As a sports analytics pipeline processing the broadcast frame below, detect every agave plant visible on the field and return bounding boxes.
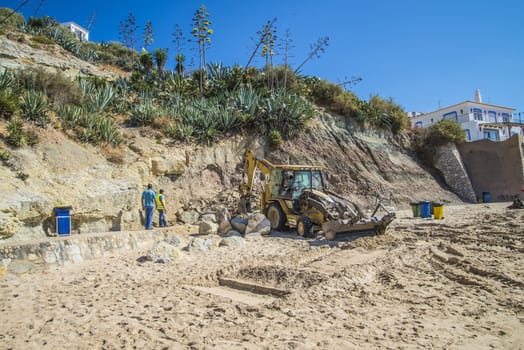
[257,89,315,137]
[212,105,240,131]
[79,46,98,62]
[56,104,84,129]
[79,79,96,96]
[0,68,15,90]
[173,123,194,142]
[113,77,130,98]
[87,85,115,113]
[6,117,38,147]
[230,85,260,117]
[130,99,158,126]
[96,117,122,146]
[20,90,49,127]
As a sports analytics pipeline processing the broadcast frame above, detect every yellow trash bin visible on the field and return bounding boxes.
[433,202,444,219]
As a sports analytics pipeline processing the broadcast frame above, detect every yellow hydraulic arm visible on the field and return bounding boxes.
[239,150,274,196]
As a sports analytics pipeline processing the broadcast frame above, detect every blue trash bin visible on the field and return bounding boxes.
[419,201,431,218]
[55,206,72,235]
[482,192,490,203]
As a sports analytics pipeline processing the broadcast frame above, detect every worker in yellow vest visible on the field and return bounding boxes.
[156,189,167,227]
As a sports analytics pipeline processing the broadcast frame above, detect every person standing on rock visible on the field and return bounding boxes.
[156,189,167,227]
[141,183,156,229]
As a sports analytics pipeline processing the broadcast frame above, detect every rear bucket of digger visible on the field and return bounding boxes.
[322,212,396,240]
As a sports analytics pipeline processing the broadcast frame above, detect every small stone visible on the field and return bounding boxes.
[185,237,218,252]
[165,237,181,247]
[219,236,245,247]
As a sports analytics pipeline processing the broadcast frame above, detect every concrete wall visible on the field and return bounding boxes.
[458,134,524,202]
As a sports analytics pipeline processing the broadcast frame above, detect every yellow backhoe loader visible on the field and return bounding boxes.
[239,150,395,240]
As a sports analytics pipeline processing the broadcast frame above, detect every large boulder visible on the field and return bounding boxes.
[146,240,181,263]
[217,220,232,235]
[200,213,217,223]
[245,213,271,236]
[199,220,218,235]
[230,217,248,234]
[177,209,200,225]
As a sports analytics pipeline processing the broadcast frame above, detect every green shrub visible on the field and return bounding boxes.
[415,119,465,164]
[333,91,360,118]
[6,117,38,147]
[267,130,283,148]
[31,34,54,45]
[20,90,49,127]
[425,119,465,146]
[304,77,343,107]
[0,8,26,30]
[0,149,10,163]
[16,67,82,106]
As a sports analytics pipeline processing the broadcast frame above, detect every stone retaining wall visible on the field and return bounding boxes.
[0,229,179,278]
[434,144,477,203]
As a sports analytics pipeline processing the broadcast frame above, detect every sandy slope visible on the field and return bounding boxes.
[1,203,523,349]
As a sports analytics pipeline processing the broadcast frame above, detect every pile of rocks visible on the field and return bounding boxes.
[144,210,271,263]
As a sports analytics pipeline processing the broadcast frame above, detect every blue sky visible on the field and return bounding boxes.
[3,0,523,115]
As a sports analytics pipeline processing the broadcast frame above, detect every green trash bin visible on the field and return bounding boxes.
[410,202,420,217]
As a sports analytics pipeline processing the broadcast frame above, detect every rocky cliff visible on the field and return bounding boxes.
[0,31,462,242]
[0,113,461,242]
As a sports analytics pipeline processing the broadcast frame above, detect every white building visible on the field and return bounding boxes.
[60,21,89,42]
[409,90,521,142]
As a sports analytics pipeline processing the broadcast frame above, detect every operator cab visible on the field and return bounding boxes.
[276,169,324,200]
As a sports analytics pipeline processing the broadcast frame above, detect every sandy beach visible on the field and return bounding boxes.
[1,202,523,349]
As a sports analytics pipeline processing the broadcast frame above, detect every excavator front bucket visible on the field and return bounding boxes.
[321,212,396,240]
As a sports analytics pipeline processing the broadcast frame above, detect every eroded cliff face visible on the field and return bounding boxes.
[0,113,461,242]
[265,113,460,205]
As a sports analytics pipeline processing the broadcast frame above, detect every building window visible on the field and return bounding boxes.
[443,111,458,121]
[464,129,471,141]
[415,121,422,128]
[488,111,497,122]
[501,113,510,122]
[473,108,483,121]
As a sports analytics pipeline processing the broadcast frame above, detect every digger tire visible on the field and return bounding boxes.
[297,217,313,238]
[325,230,337,241]
[266,203,286,231]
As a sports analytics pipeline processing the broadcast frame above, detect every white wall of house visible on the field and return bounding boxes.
[410,101,516,142]
[61,22,89,42]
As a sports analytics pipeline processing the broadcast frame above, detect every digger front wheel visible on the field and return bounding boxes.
[297,217,313,238]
